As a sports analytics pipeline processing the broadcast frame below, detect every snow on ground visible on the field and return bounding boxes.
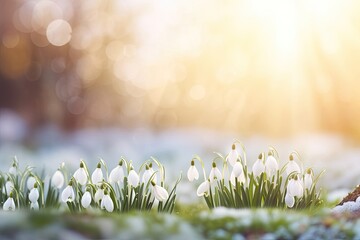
[0,111,360,204]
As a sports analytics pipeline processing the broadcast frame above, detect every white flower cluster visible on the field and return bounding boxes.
[188,143,319,209]
[59,160,169,212]
[1,158,172,212]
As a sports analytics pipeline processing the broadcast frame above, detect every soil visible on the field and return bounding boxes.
[338,185,360,206]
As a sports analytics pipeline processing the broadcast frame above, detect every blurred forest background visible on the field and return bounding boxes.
[1,0,360,141]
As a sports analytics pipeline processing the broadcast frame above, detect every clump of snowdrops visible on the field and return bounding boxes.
[0,157,180,213]
[187,142,324,209]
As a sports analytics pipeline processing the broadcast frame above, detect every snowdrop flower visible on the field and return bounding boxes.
[151,181,169,202]
[9,163,16,175]
[252,153,265,177]
[197,180,210,197]
[30,201,39,210]
[101,191,114,212]
[142,164,157,184]
[109,161,124,183]
[304,168,313,190]
[286,154,301,176]
[187,160,199,182]
[73,162,88,185]
[285,193,295,208]
[61,182,75,202]
[5,180,14,196]
[287,175,303,198]
[95,185,105,203]
[209,162,222,182]
[230,161,245,185]
[27,175,36,190]
[29,184,39,203]
[3,193,15,211]
[230,171,246,186]
[51,170,65,189]
[265,152,279,176]
[91,162,103,185]
[232,161,243,177]
[81,191,92,208]
[226,144,239,167]
[128,168,140,187]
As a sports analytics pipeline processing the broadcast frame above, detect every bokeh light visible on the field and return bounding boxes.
[1,0,360,140]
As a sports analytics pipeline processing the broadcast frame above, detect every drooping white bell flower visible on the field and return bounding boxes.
[128,168,140,187]
[197,180,210,197]
[304,168,313,190]
[109,161,124,183]
[3,194,15,211]
[232,161,243,177]
[142,164,157,184]
[151,181,169,202]
[29,184,40,203]
[285,193,295,208]
[81,191,92,208]
[5,180,14,196]
[30,201,39,210]
[51,170,65,189]
[73,162,88,185]
[226,144,239,167]
[101,192,114,212]
[286,155,301,176]
[91,162,103,185]
[252,153,265,177]
[27,176,36,190]
[209,162,222,182]
[95,186,105,203]
[9,163,16,175]
[187,160,199,182]
[61,183,75,202]
[265,152,279,176]
[230,171,246,186]
[287,176,303,197]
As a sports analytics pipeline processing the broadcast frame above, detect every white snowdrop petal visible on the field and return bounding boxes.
[142,170,152,184]
[91,168,103,185]
[187,166,199,182]
[109,166,124,183]
[9,167,16,175]
[29,188,40,203]
[304,174,313,190]
[197,181,210,196]
[81,191,92,208]
[102,195,114,212]
[233,162,243,177]
[95,188,104,203]
[252,160,265,177]
[286,161,301,175]
[61,186,75,202]
[30,201,39,210]
[128,170,140,186]
[74,168,88,185]
[209,167,222,182]
[27,177,36,190]
[153,185,169,202]
[3,197,15,211]
[285,194,295,208]
[5,181,14,196]
[265,155,279,176]
[226,150,238,167]
[51,170,65,189]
